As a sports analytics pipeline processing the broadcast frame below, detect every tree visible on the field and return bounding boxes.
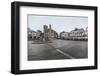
[74,28,78,31]
[37,30,42,32]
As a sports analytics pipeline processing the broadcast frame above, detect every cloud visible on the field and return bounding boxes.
[28,15,88,33]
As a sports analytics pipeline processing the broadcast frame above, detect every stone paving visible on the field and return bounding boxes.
[28,39,88,61]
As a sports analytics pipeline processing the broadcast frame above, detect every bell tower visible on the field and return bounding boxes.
[49,24,52,38]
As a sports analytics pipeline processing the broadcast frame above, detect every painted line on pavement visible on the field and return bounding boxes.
[46,43,75,59]
[56,49,75,59]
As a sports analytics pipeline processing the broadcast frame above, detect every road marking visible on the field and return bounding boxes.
[46,43,75,59]
[56,49,75,59]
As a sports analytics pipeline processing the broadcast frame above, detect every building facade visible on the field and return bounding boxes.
[43,24,58,40]
[60,31,69,39]
[69,28,88,40]
[28,27,42,40]
[28,25,88,41]
[60,27,88,41]
[28,29,37,40]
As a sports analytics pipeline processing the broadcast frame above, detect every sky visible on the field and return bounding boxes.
[28,14,88,33]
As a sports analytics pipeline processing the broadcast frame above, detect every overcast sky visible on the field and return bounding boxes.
[28,15,88,33]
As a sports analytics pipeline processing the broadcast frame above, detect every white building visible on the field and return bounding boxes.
[60,31,69,39]
[69,28,88,40]
[84,27,88,40]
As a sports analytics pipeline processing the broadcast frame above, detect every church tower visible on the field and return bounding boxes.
[49,24,52,38]
[43,25,48,40]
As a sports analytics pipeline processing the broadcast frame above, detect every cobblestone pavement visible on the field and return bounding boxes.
[28,39,88,61]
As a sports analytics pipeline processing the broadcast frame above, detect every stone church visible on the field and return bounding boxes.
[43,24,58,40]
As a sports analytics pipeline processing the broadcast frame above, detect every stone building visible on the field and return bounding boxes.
[31,31,37,39]
[36,30,42,39]
[69,28,88,40]
[28,24,58,41]
[60,31,69,39]
[43,24,58,40]
[84,27,88,40]
[28,28,42,40]
[60,27,88,40]
[85,27,88,36]
[28,28,37,40]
